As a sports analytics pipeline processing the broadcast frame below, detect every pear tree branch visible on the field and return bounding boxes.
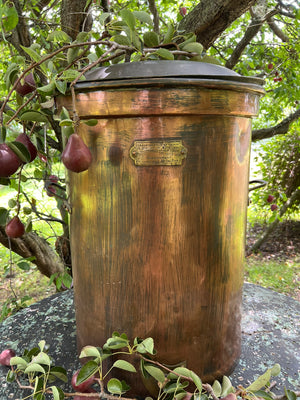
[252,108,300,142]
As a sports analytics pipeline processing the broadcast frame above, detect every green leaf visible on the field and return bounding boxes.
[7,141,31,163]
[6,369,16,383]
[0,207,9,226]
[20,46,41,64]
[120,10,136,31]
[32,352,51,366]
[105,337,129,350]
[178,34,197,49]
[246,369,272,391]
[4,63,19,88]
[50,386,64,400]
[111,34,131,46]
[155,48,174,60]
[221,376,234,396]
[212,380,222,397]
[191,371,202,393]
[200,55,222,65]
[10,356,28,369]
[37,81,56,96]
[136,337,154,354]
[98,12,111,25]
[168,367,192,380]
[132,11,153,25]
[107,378,123,394]
[113,360,137,373]
[144,364,165,383]
[252,390,276,400]
[47,30,71,43]
[55,80,67,95]
[163,381,189,394]
[182,42,203,55]
[2,5,19,31]
[284,389,297,400]
[38,341,46,352]
[17,261,31,271]
[143,31,159,48]
[67,47,80,64]
[79,346,101,359]
[270,363,281,376]
[83,119,98,127]
[24,363,46,374]
[59,119,73,127]
[20,110,48,123]
[76,360,98,385]
[162,23,175,44]
[49,366,68,383]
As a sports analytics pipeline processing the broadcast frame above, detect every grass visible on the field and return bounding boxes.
[244,258,300,300]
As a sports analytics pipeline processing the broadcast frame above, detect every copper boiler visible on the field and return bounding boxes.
[56,61,264,395]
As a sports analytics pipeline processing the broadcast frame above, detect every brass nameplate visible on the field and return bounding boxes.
[130,140,187,166]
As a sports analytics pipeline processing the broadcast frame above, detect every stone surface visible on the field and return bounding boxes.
[0,283,299,399]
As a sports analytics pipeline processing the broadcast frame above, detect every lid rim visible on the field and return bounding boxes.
[80,60,264,87]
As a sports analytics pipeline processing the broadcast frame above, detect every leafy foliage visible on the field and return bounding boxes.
[5,333,297,400]
[249,129,300,222]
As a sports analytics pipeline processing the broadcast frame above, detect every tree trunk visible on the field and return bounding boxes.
[0,227,65,278]
[178,0,256,49]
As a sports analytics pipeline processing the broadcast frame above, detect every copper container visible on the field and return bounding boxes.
[56,61,264,395]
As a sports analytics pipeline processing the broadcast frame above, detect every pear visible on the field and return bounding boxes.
[16,133,37,162]
[71,369,95,392]
[0,349,16,366]
[15,73,36,97]
[0,143,22,177]
[61,134,92,173]
[5,216,25,238]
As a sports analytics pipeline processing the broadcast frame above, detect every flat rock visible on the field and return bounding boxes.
[0,283,299,399]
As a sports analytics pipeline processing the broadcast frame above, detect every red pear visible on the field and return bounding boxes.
[15,73,36,97]
[0,349,16,366]
[0,143,22,177]
[71,369,95,392]
[61,134,92,173]
[16,133,37,162]
[5,216,25,238]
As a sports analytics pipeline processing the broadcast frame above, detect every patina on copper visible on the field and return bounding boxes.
[56,61,264,396]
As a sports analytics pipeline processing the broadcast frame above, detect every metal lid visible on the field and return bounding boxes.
[82,60,264,86]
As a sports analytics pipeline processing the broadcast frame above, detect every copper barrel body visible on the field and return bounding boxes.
[56,71,263,394]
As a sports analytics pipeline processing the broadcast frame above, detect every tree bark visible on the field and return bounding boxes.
[252,108,300,141]
[178,0,256,49]
[60,0,93,40]
[0,227,65,278]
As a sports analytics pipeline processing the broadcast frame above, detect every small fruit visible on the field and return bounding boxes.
[15,133,37,162]
[270,204,278,211]
[46,185,56,197]
[5,216,25,238]
[49,174,59,183]
[71,369,95,392]
[61,134,92,173]
[15,73,36,97]
[267,63,274,70]
[179,7,187,16]
[0,143,22,177]
[0,349,16,366]
[267,195,275,203]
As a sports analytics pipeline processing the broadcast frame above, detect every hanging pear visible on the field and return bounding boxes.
[61,134,92,173]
